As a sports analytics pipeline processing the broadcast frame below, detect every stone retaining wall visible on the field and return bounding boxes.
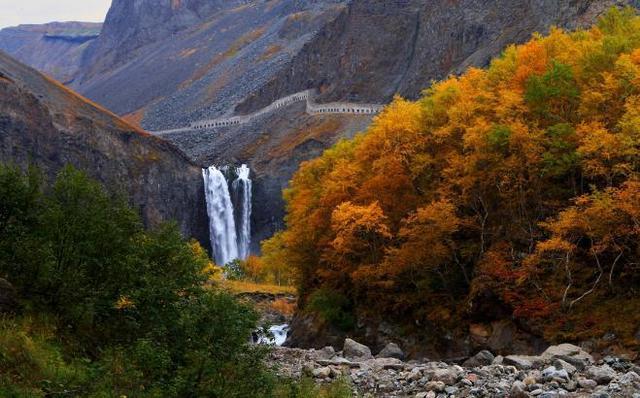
[152,89,384,134]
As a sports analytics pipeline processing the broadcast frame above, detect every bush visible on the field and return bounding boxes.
[0,164,281,397]
[274,377,354,398]
[306,289,355,332]
[0,315,92,397]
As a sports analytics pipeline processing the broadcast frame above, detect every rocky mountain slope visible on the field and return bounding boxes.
[68,0,640,128]
[2,0,639,253]
[73,0,347,127]
[0,22,101,84]
[83,0,640,252]
[241,0,640,108]
[0,50,209,249]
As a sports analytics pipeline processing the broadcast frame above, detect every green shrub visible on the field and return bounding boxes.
[306,289,355,332]
[0,315,92,397]
[274,377,355,398]
[0,164,280,397]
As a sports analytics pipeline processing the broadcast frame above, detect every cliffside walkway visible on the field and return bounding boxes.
[151,90,385,135]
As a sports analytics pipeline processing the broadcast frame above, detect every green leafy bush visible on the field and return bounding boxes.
[0,164,282,397]
[306,289,355,332]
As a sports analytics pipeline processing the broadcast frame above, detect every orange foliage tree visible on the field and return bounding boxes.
[263,8,640,340]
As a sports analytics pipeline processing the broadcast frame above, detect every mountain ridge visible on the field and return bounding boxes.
[2,0,639,254]
[0,22,101,83]
[0,50,210,250]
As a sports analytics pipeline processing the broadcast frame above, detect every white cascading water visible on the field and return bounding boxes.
[202,166,239,265]
[256,324,289,346]
[232,164,252,260]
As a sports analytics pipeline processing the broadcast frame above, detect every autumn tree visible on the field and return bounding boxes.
[264,7,640,340]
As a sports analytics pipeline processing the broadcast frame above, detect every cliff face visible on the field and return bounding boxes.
[72,0,347,125]
[0,51,209,250]
[3,0,638,256]
[0,22,101,84]
[238,0,640,110]
[78,0,250,83]
[68,0,639,253]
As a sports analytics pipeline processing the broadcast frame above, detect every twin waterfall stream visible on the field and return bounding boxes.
[202,165,252,266]
[202,165,288,346]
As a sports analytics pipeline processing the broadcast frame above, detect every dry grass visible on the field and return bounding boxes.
[258,45,283,62]
[287,11,311,22]
[178,48,198,58]
[41,74,149,135]
[200,69,233,104]
[269,117,345,158]
[187,53,225,86]
[544,295,640,352]
[270,298,296,316]
[223,27,266,58]
[223,280,296,295]
[241,133,271,159]
[122,108,146,128]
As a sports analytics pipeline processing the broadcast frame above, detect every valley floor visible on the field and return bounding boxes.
[268,343,640,397]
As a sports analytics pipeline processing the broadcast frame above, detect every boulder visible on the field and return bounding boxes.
[407,367,422,381]
[428,368,459,385]
[425,381,446,392]
[343,338,373,361]
[377,342,405,360]
[586,365,616,384]
[541,343,593,370]
[503,355,543,370]
[541,366,570,381]
[312,366,331,378]
[0,278,18,313]
[510,380,528,398]
[444,386,458,395]
[469,323,492,345]
[463,350,495,368]
[369,357,404,370]
[316,357,359,368]
[314,346,336,360]
[618,371,640,387]
[542,343,582,358]
[552,358,576,375]
[577,378,597,390]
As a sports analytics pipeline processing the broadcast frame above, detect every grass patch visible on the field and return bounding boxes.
[274,377,355,398]
[259,45,283,62]
[269,118,345,159]
[223,27,267,59]
[224,280,296,295]
[0,315,92,397]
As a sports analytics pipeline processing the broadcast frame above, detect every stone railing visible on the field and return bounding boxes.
[306,100,384,115]
[152,89,384,135]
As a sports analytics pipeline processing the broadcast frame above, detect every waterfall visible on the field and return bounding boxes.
[232,164,252,260]
[202,164,253,266]
[202,166,239,266]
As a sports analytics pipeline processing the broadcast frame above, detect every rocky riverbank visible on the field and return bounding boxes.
[268,340,640,397]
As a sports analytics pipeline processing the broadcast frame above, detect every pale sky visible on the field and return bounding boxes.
[0,0,111,29]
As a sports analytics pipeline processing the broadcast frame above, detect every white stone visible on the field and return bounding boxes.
[312,366,331,378]
[511,380,528,398]
[425,381,445,392]
[429,368,459,385]
[343,338,373,361]
[377,342,405,360]
[586,365,616,384]
[504,355,542,370]
[552,358,576,375]
[577,378,597,389]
